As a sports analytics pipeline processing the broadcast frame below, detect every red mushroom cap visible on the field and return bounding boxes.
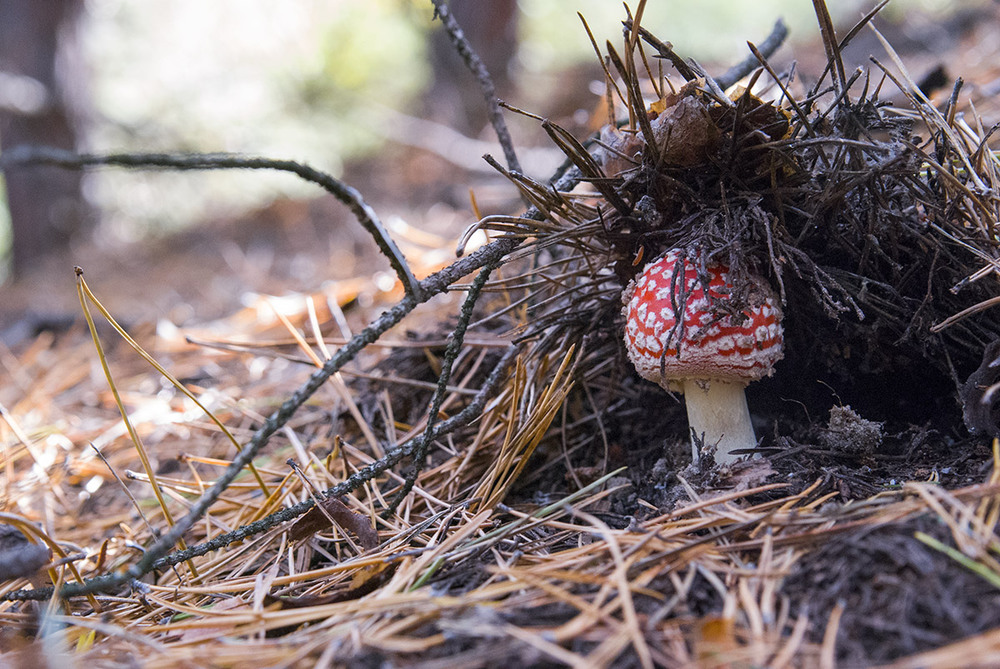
[623,250,783,386]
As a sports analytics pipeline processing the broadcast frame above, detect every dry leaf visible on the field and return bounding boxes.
[719,458,776,491]
[289,496,378,550]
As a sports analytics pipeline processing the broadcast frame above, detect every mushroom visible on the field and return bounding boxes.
[623,249,783,465]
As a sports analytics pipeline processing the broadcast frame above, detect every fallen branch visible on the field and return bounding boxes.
[431,0,522,175]
[0,147,424,300]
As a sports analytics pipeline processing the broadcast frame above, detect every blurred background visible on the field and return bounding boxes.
[0,0,994,326]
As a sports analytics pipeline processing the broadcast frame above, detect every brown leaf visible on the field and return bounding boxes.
[289,496,378,550]
[719,458,776,491]
[651,95,720,166]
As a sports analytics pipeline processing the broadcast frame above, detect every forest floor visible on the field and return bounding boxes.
[4,3,1000,667]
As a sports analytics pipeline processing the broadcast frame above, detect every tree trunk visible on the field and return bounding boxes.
[0,0,92,278]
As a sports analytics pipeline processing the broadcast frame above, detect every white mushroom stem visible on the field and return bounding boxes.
[681,378,756,465]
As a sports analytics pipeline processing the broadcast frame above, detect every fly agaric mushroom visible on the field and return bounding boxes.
[623,250,783,465]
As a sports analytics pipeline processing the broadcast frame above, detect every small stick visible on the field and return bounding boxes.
[0,147,423,301]
[717,19,788,91]
[430,0,522,176]
[383,260,499,518]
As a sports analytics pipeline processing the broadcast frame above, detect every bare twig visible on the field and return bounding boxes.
[383,260,499,518]
[0,146,423,300]
[124,257,500,584]
[430,0,522,176]
[716,19,788,90]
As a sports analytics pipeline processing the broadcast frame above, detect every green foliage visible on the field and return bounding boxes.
[289,0,431,158]
[319,1,429,96]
